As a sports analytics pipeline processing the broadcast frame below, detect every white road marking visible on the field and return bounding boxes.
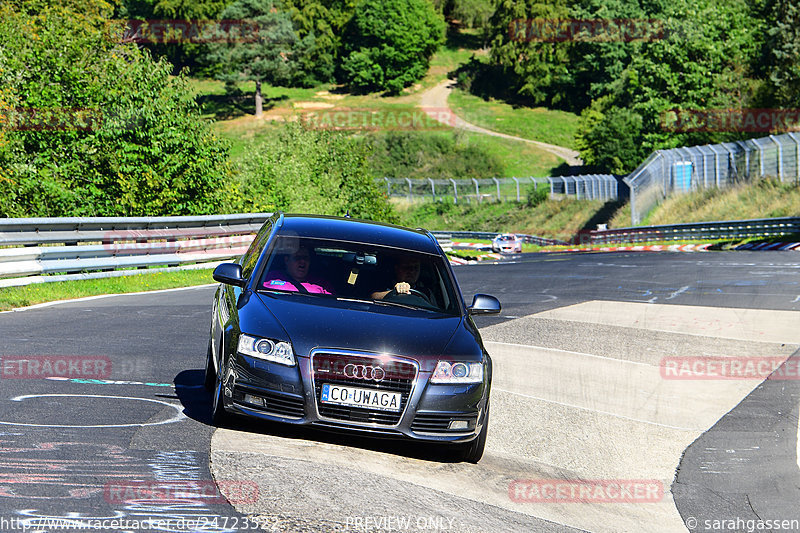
[666,285,691,300]
[494,387,698,431]
[0,394,185,428]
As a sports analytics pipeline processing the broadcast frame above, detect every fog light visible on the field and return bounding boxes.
[448,420,469,430]
[243,394,264,407]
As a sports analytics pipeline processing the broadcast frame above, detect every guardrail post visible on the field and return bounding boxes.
[492,177,500,202]
[789,133,800,184]
[405,178,412,202]
[450,178,458,204]
[770,135,783,182]
[384,177,391,197]
[512,177,520,202]
[706,146,718,188]
[428,178,436,200]
[472,178,480,203]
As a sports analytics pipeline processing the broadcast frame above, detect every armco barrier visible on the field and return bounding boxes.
[0,214,273,287]
[0,215,461,287]
[590,217,800,244]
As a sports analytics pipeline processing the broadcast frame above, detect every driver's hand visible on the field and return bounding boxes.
[394,282,410,294]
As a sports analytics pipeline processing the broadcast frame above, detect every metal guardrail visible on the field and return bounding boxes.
[0,215,464,287]
[431,231,567,246]
[0,214,273,287]
[2,214,794,288]
[590,217,800,244]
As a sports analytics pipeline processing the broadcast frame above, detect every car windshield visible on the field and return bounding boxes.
[498,235,515,241]
[257,234,460,315]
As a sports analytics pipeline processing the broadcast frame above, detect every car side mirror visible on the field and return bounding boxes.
[468,294,501,315]
[213,263,246,287]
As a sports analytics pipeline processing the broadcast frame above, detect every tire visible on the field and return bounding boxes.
[460,402,489,463]
[210,352,228,426]
[204,340,215,392]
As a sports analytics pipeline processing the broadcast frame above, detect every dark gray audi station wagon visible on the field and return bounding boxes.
[206,213,500,462]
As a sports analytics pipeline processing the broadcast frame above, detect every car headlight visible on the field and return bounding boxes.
[237,334,295,366]
[430,361,484,384]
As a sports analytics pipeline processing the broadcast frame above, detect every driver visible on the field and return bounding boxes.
[371,256,432,302]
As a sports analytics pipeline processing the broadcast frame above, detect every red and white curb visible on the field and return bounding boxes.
[546,243,713,253]
[449,253,503,266]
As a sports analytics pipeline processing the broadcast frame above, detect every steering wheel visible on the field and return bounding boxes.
[385,287,432,305]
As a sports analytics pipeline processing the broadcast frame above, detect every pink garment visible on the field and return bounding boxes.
[263,271,334,295]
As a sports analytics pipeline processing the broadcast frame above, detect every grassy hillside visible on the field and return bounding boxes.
[395,197,621,240]
[448,88,579,149]
[609,178,800,228]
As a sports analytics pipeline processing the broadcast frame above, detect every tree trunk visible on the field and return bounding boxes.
[255,80,263,118]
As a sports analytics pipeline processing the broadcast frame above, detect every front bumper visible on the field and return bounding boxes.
[223,349,490,443]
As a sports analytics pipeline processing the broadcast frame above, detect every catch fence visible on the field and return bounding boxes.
[625,132,800,225]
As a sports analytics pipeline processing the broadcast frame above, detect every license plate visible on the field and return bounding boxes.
[320,383,401,412]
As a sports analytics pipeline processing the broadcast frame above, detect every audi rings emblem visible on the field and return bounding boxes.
[343,364,386,382]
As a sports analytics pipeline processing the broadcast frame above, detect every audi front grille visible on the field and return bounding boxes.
[311,351,417,427]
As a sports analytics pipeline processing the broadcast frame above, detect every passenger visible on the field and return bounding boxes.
[263,245,334,295]
[370,256,433,302]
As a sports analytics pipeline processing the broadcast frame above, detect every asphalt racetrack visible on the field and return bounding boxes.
[1,251,799,532]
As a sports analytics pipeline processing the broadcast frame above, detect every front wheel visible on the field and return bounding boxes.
[459,402,489,463]
[204,340,215,392]
[211,360,228,426]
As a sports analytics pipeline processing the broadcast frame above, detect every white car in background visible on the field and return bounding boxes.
[491,233,523,253]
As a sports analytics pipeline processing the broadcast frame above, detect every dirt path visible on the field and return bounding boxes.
[419,79,583,166]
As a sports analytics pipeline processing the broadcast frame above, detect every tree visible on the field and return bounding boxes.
[763,0,800,106]
[0,2,232,217]
[573,0,767,173]
[485,0,572,107]
[233,122,397,222]
[281,0,358,84]
[340,0,445,94]
[207,0,308,116]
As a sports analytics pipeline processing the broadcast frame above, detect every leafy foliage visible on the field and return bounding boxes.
[762,0,800,106]
[232,122,397,222]
[0,1,232,217]
[340,0,446,94]
[364,131,504,180]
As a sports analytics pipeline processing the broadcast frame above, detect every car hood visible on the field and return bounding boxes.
[251,292,463,361]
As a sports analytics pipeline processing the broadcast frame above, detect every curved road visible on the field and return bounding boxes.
[419,80,583,167]
[1,251,799,532]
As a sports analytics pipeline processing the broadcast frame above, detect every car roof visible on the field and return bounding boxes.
[277,214,440,254]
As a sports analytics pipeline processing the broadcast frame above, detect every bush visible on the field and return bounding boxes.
[364,131,504,180]
[232,122,397,222]
[0,3,232,217]
[340,0,445,94]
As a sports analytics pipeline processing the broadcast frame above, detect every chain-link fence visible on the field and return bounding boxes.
[381,175,619,203]
[625,132,800,225]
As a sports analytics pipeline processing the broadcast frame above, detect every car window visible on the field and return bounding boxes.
[241,219,274,279]
[257,234,459,315]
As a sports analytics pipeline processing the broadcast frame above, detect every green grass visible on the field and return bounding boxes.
[609,178,800,228]
[458,131,562,177]
[396,197,623,241]
[0,268,216,312]
[448,88,580,149]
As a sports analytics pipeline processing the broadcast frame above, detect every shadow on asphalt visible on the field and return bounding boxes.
[173,368,467,464]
